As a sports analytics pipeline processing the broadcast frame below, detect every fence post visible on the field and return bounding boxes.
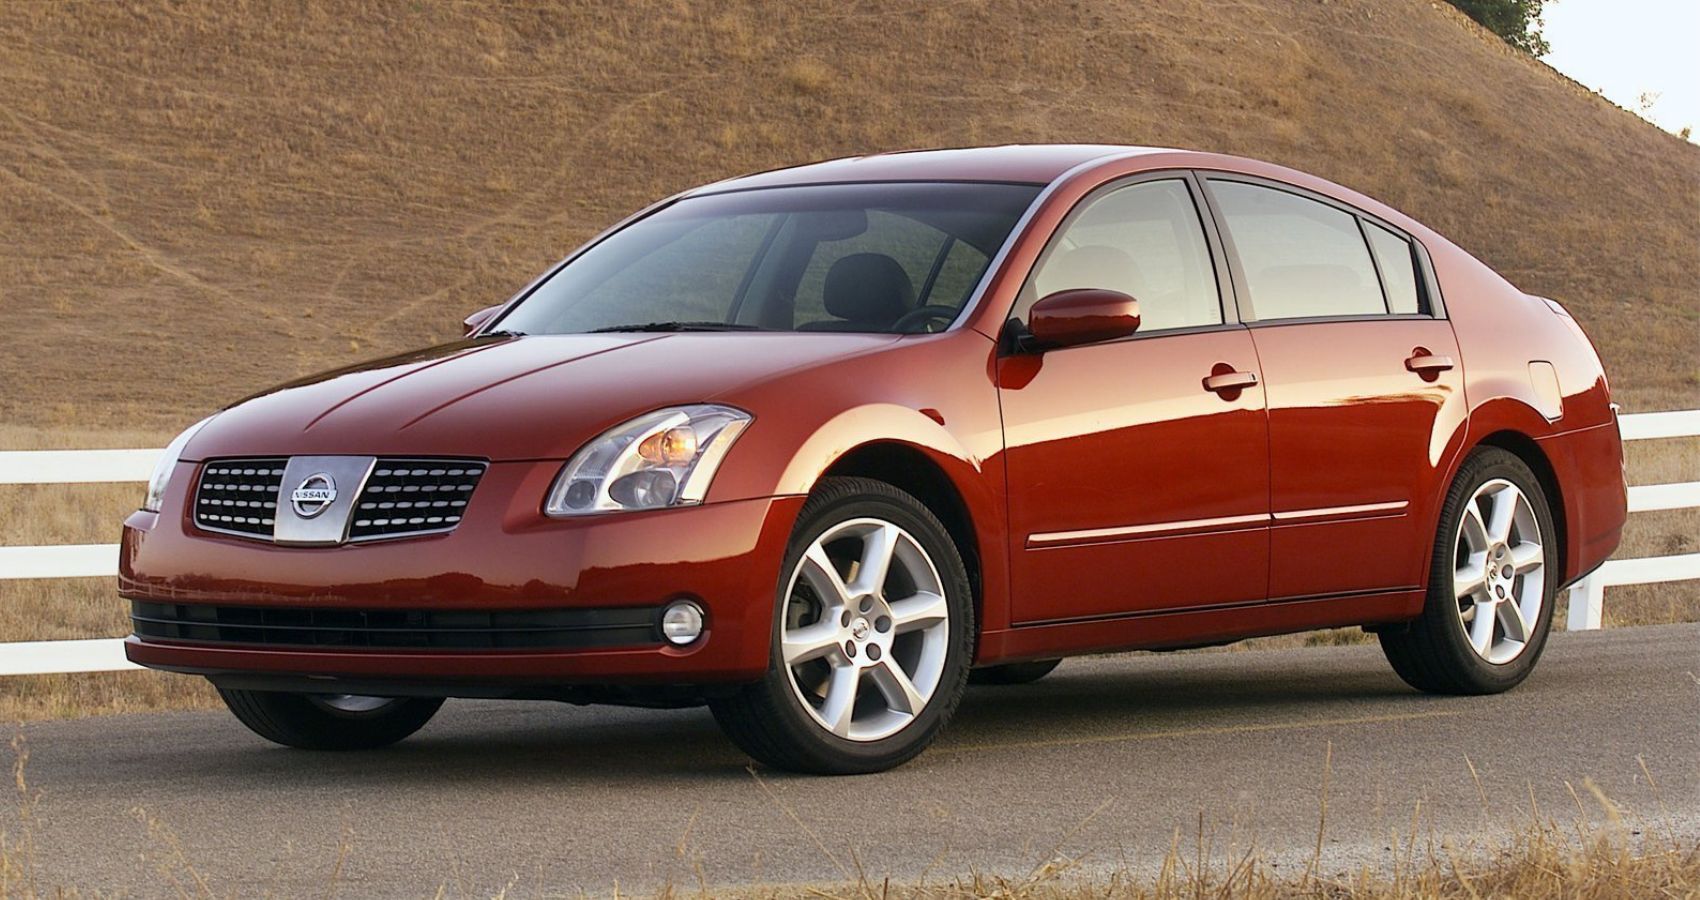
[1566,575,1605,631]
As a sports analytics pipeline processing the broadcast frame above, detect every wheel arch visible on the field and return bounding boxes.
[818,441,985,640]
[1462,429,1569,580]
[714,391,1012,649]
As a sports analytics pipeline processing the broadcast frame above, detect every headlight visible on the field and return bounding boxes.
[143,415,215,512]
[545,405,751,516]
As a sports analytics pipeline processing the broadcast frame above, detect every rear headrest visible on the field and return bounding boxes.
[823,253,914,324]
[1257,265,1368,314]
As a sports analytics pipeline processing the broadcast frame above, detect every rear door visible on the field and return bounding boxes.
[1203,176,1466,600]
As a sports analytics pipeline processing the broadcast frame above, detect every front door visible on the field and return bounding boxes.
[999,176,1271,624]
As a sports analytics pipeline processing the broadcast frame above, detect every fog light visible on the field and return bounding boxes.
[660,600,705,646]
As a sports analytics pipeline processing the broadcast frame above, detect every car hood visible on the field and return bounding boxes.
[186,332,899,462]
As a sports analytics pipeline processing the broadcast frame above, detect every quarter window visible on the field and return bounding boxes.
[1364,221,1423,315]
[1020,179,1222,333]
[1211,181,1386,321]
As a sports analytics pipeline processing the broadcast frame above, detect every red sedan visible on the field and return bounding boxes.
[122,146,1627,774]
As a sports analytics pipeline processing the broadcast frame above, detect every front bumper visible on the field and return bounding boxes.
[121,459,803,687]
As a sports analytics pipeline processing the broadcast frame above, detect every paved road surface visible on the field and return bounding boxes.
[5,625,1696,896]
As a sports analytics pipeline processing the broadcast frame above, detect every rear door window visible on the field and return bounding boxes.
[1210,181,1386,321]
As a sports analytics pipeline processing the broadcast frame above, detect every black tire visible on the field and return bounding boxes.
[1379,447,1558,695]
[217,688,443,750]
[710,477,974,775]
[970,658,1061,685]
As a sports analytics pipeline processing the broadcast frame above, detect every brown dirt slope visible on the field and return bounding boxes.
[0,0,1695,434]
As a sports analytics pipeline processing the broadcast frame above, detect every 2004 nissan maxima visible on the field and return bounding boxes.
[122,145,1628,774]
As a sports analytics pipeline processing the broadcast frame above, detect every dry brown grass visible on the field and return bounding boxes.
[807,831,1700,899]
[0,0,1693,430]
[0,478,220,719]
[787,832,1700,899]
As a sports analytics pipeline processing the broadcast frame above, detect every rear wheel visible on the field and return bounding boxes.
[710,477,973,774]
[1379,448,1556,694]
[970,659,1061,685]
[217,688,443,750]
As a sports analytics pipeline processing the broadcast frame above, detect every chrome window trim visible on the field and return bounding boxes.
[1028,500,1409,548]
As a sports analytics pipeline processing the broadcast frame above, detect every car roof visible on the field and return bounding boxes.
[687,144,1441,254]
[690,144,1178,193]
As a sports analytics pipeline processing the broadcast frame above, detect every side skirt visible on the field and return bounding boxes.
[976,588,1424,665]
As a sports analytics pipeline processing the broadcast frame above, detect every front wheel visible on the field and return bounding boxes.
[218,688,443,750]
[1379,448,1557,694]
[710,477,974,774]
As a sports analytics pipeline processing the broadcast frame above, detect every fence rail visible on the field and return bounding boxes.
[0,448,159,484]
[2,410,1696,674]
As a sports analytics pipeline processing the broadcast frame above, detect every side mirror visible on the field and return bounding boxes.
[463,304,504,336]
[1024,289,1140,350]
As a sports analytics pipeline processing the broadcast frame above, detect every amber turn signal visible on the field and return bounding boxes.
[638,426,698,465]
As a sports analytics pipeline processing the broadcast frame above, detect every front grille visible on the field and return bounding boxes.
[189,456,486,544]
[349,459,487,541]
[194,459,288,537]
[131,601,663,650]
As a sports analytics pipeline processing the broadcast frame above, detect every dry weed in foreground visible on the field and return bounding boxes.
[729,756,1700,900]
[737,815,1700,900]
[0,738,40,899]
[874,829,1700,899]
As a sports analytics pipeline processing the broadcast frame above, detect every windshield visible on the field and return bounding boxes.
[494,182,1042,335]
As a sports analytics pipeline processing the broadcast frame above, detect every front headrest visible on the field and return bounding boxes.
[1035,244,1142,298]
[824,253,914,324]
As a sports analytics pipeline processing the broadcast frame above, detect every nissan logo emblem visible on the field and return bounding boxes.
[290,473,337,518]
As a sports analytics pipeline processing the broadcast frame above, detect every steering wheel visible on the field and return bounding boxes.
[891,305,960,334]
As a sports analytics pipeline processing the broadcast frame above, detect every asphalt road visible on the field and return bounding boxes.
[6,625,1696,896]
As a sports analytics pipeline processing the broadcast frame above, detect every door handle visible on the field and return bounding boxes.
[1405,353,1456,374]
[1202,370,1258,394]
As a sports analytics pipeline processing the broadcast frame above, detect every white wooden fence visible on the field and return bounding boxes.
[0,412,1696,675]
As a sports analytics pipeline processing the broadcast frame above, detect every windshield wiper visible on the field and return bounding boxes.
[479,329,527,338]
[587,321,766,333]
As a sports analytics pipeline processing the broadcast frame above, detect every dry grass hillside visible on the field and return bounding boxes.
[0,0,1695,433]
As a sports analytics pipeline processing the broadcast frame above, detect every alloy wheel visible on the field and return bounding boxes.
[1453,479,1546,665]
[780,517,951,742]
